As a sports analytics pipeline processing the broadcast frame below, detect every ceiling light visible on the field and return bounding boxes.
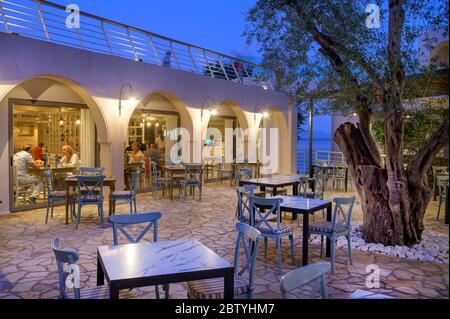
[76,119,81,125]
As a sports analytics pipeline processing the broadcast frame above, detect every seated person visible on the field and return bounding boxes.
[14,145,44,204]
[128,142,145,169]
[32,142,45,162]
[60,145,80,169]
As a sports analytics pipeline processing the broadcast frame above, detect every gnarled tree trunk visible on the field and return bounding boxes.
[335,119,449,246]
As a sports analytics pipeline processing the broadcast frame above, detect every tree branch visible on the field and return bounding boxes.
[407,118,449,177]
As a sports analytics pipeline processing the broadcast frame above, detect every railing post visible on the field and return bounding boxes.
[101,20,113,54]
[188,46,198,73]
[126,28,139,61]
[230,60,240,82]
[170,41,181,69]
[203,51,214,77]
[0,0,9,32]
[217,56,229,81]
[148,34,161,64]
[37,1,50,41]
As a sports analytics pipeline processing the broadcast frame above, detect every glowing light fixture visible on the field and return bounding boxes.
[76,119,81,125]
[201,97,217,122]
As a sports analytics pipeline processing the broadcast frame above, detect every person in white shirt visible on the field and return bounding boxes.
[14,145,43,204]
[60,145,80,169]
[128,142,145,169]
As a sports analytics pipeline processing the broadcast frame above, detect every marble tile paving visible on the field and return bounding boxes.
[0,185,448,299]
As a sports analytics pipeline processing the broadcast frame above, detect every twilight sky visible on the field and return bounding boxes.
[51,0,259,57]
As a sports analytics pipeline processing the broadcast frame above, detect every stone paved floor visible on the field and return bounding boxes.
[0,184,448,299]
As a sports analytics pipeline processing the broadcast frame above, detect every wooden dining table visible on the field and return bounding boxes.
[64,176,117,225]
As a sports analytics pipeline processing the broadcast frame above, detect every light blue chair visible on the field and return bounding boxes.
[236,185,257,222]
[79,167,104,176]
[235,168,253,186]
[280,262,331,299]
[179,164,203,201]
[187,222,261,299]
[217,163,234,186]
[249,196,295,273]
[112,170,139,215]
[332,164,347,191]
[44,170,74,224]
[75,175,105,229]
[108,212,168,299]
[436,177,448,220]
[309,197,356,273]
[150,161,171,200]
[51,237,133,299]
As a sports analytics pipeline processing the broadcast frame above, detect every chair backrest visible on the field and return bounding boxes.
[77,175,105,203]
[249,196,283,230]
[280,262,330,299]
[129,169,140,194]
[437,177,449,197]
[234,222,261,295]
[298,176,315,196]
[236,185,257,222]
[332,164,347,178]
[432,166,448,179]
[50,237,81,299]
[331,197,356,231]
[313,173,326,199]
[184,164,202,180]
[259,167,272,178]
[79,167,104,176]
[236,168,253,181]
[108,212,162,245]
[43,170,54,193]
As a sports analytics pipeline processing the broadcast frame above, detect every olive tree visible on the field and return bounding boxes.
[245,0,449,246]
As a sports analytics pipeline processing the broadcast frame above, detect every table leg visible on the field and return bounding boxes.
[224,271,234,299]
[109,284,119,300]
[170,173,174,201]
[109,183,115,216]
[326,204,332,257]
[65,185,70,225]
[272,187,278,197]
[302,213,309,266]
[96,254,104,286]
[292,183,299,221]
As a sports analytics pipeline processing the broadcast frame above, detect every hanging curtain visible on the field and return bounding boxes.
[164,114,178,162]
[80,109,96,167]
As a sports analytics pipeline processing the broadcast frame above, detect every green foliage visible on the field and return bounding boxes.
[244,0,448,113]
[372,102,449,155]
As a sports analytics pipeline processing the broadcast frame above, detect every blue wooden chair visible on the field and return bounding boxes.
[108,212,168,299]
[79,167,104,176]
[187,222,261,299]
[217,163,234,186]
[236,185,257,222]
[150,161,171,200]
[75,175,105,229]
[332,164,347,191]
[309,197,356,273]
[249,196,295,273]
[179,164,203,201]
[112,169,139,215]
[235,168,253,186]
[280,262,330,299]
[51,237,134,299]
[44,170,74,224]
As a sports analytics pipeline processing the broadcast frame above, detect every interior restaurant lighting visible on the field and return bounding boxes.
[76,119,81,125]
[201,97,218,122]
[254,104,269,125]
[119,83,136,117]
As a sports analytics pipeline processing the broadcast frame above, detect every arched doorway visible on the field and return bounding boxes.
[0,76,108,212]
[125,92,191,191]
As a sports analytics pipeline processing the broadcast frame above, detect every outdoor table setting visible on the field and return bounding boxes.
[312,163,349,192]
[96,240,235,299]
[162,164,204,200]
[64,175,117,224]
[251,194,333,266]
[239,174,301,197]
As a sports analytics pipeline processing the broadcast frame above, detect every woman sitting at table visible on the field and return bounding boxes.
[60,145,80,169]
[128,142,145,169]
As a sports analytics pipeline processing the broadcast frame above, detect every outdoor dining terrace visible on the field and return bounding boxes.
[0,166,448,300]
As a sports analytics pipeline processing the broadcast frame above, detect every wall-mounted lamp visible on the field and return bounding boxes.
[201,97,218,122]
[254,104,270,125]
[119,83,136,117]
